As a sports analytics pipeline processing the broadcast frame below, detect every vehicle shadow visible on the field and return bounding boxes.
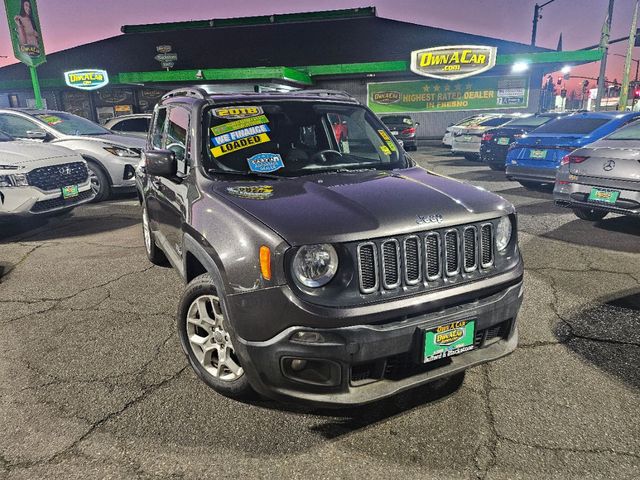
[0,196,140,243]
[554,290,640,389]
[543,216,640,252]
[243,372,465,439]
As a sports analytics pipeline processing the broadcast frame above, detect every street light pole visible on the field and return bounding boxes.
[531,0,558,46]
[595,0,615,111]
[618,0,639,110]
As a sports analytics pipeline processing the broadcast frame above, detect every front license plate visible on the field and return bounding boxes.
[61,185,79,199]
[423,319,476,363]
[497,137,510,145]
[530,149,547,159]
[588,188,619,204]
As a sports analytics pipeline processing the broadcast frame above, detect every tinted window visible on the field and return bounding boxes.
[167,107,189,164]
[503,116,552,128]
[533,117,610,134]
[0,114,38,137]
[381,116,412,125]
[114,118,149,133]
[33,112,110,135]
[605,120,640,140]
[479,117,513,127]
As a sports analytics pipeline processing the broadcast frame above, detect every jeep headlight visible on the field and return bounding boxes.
[292,244,338,288]
[495,216,512,252]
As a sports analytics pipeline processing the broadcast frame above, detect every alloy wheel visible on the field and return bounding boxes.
[186,294,244,382]
[88,167,100,196]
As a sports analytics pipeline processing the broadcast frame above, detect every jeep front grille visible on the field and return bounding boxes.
[26,162,89,191]
[356,221,496,295]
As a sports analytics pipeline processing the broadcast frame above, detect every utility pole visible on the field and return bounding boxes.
[595,0,615,111]
[618,0,639,110]
[531,0,558,46]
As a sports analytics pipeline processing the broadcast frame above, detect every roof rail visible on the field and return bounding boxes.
[161,87,209,101]
[292,89,357,100]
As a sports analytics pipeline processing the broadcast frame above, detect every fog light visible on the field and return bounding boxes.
[123,164,136,180]
[290,359,307,371]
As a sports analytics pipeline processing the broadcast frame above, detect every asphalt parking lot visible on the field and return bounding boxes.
[1,145,638,479]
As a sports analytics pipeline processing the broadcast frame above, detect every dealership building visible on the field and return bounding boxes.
[0,7,601,137]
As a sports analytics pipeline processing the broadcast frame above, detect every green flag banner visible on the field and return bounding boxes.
[4,0,46,67]
[367,76,529,114]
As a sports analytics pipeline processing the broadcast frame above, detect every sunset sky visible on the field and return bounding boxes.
[0,0,637,94]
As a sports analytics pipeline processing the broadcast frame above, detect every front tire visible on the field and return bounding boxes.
[572,207,608,221]
[489,164,505,171]
[177,274,253,399]
[86,162,111,202]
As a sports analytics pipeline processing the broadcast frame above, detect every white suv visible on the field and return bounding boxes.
[0,130,94,216]
[0,109,145,202]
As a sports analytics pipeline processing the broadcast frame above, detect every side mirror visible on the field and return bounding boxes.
[26,129,47,140]
[144,149,177,177]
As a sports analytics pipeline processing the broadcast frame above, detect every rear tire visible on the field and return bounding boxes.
[489,164,505,171]
[572,207,608,222]
[518,180,541,189]
[177,273,254,400]
[142,203,168,266]
[86,162,111,202]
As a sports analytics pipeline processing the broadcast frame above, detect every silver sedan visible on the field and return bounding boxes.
[554,120,640,221]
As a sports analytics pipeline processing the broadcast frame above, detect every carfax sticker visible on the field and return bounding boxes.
[226,185,273,200]
[212,106,264,119]
[211,124,270,146]
[423,320,475,363]
[210,133,270,157]
[247,153,284,173]
[211,114,269,136]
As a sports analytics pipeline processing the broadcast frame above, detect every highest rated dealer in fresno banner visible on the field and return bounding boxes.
[367,76,529,114]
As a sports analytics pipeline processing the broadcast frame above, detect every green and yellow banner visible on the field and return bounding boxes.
[4,0,46,67]
[367,76,529,114]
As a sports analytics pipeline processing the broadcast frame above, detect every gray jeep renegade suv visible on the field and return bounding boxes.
[138,88,523,406]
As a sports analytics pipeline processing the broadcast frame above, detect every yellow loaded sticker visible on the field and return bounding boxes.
[210,133,270,157]
[380,145,392,155]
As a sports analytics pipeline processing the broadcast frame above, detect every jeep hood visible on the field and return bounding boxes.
[0,141,80,167]
[210,167,513,245]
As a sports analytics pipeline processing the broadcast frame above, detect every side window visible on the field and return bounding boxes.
[151,107,168,149]
[115,118,148,133]
[0,114,39,138]
[167,106,190,174]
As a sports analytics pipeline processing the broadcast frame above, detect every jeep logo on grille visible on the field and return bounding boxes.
[416,213,444,225]
[58,166,72,175]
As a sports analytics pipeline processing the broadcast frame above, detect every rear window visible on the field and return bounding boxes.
[381,116,413,125]
[533,117,610,134]
[605,120,640,140]
[503,116,552,128]
[479,117,513,127]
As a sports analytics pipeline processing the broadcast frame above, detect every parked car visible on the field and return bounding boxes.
[442,114,498,147]
[0,130,94,216]
[104,113,152,139]
[451,114,523,160]
[505,111,640,189]
[554,119,640,221]
[0,109,146,201]
[380,115,419,150]
[138,88,523,406]
[480,113,570,171]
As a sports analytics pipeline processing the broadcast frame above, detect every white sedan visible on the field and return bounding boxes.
[0,131,94,217]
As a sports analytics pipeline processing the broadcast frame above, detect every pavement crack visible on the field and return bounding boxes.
[475,365,498,480]
[499,435,640,459]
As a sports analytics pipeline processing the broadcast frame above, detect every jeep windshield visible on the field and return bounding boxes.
[205,102,407,177]
[33,112,111,136]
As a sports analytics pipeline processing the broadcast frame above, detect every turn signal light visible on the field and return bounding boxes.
[482,133,494,142]
[259,246,271,280]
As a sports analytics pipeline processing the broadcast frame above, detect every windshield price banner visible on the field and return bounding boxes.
[4,0,46,67]
[367,76,528,114]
